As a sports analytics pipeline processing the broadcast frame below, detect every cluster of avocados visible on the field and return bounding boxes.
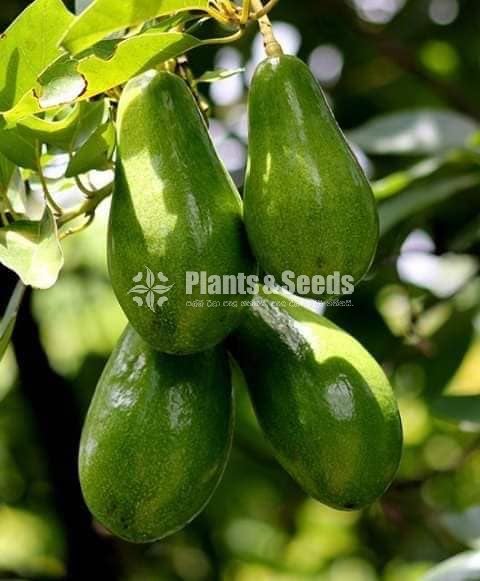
[79,53,403,543]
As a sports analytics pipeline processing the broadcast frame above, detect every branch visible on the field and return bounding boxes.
[58,182,113,227]
[251,0,283,57]
[318,0,480,121]
[0,268,121,578]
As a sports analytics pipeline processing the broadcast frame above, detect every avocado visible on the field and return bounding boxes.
[108,71,253,354]
[79,326,233,542]
[229,290,402,509]
[244,55,378,299]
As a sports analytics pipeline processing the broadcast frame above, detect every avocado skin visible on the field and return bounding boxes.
[229,292,402,510]
[79,326,233,543]
[244,56,378,298]
[108,71,253,354]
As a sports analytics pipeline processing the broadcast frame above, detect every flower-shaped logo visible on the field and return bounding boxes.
[128,267,174,312]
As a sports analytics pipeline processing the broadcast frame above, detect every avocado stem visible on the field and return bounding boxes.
[250,0,283,57]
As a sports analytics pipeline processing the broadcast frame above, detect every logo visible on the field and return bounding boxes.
[128,267,174,312]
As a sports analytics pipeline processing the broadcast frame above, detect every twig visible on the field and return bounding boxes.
[203,28,245,46]
[58,183,113,227]
[241,0,251,24]
[59,212,95,240]
[36,158,63,216]
[0,279,26,340]
[253,0,280,19]
[316,0,480,121]
[206,2,234,25]
[73,168,96,197]
[0,270,121,578]
[251,0,283,57]
[370,36,480,121]
[75,177,95,197]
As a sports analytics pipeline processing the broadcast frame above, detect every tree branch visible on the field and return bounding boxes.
[0,268,120,579]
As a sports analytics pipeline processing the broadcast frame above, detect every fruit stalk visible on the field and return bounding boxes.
[251,0,283,57]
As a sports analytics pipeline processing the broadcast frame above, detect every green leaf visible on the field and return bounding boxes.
[65,120,115,176]
[373,156,445,200]
[8,100,107,155]
[349,110,478,156]
[0,165,25,216]
[16,104,83,148]
[61,0,211,55]
[143,12,199,33]
[69,101,108,150]
[431,396,480,425]
[0,281,26,364]
[0,127,38,170]
[195,67,245,84]
[35,56,87,109]
[424,551,480,581]
[379,174,480,236]
[36,31,202,109]
[3,31,201,122]
[5,168,27,215]
[78,31,201,99]
[0,208,64,289]
[0,0,74,114]
[2,93,41,125]
[0,152,14,193]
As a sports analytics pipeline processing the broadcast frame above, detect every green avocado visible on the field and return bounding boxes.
[229,290,402,510]
[244,55,379,299]
[79,326,233,543]
[108,71,253,354]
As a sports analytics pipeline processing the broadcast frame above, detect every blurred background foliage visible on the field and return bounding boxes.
[1,0,480,579]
